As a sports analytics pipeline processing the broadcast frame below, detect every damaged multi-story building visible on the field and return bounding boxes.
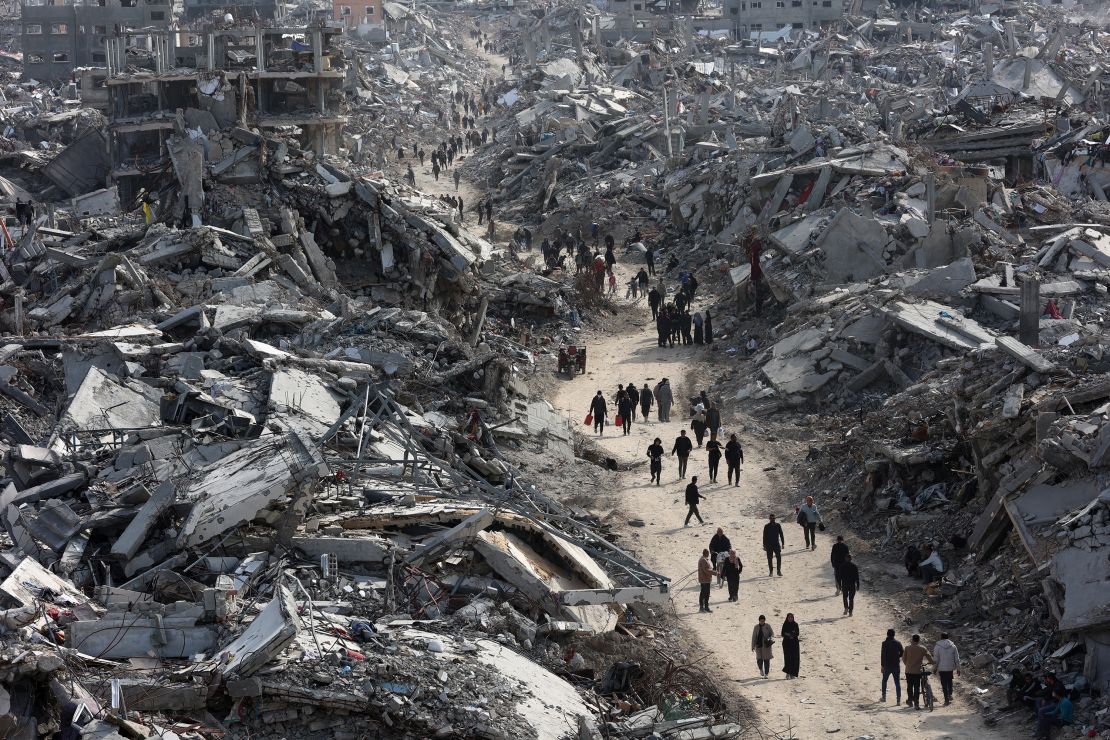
[92,23,347,204]
[19,0,173,82]
[723,0,843,37]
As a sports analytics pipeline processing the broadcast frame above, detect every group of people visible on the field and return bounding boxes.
[1008,669,1076,738]
[647,276,714,349]
[586,379,674,436]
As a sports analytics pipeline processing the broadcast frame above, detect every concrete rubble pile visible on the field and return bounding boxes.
[400,0,1110,732]
[0,7,768,740]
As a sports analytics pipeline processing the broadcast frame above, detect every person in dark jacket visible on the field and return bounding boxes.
[616,393,633,435]
[680,310,693,345]
[589,391,607,436]
[705,437,722,483]
[690,408,707,447]
[669,310,681,347]
[881,629,904,704]
[656,307,670,348]
[781,613,800,678]
[672,430,693,478]
[830,536,850,595]
[639,383,654,420]
[648,287,662,321]
[684,477,705,526]
[705,403,721,441]
[839,553,860,616]
[647,438,664,484]
[722,549,743,601]
[604,244,616,271]
[709,527,731,587]
[725,434,744,486]
[626,383,640,421]
[763,514,785,577]
[704,310,714,344]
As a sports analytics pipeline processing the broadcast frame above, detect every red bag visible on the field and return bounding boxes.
[584,414,593,425]
[614,415,623,427]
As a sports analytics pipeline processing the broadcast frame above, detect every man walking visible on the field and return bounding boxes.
[684,477,705,527]
[839,553,859,616]
[725,434,743,486]
[903,634,934,710]
[588,391,607,436]
[697,549,713,612]
[648,286,662,321]
[672,430,693,479]
[647,438,664,485]
[881,629,904,704]
[763,514,784,577]
[932,633,961,706]
[626,383,640,422]
[830,535,849,595]
[799,495,822,551]
[709,527,731,588]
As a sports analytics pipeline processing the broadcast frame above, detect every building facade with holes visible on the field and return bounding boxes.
[331,0,383,36]
[20,0,173,82]
[722,0,843,39]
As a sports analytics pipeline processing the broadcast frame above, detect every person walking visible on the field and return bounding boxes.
[453,169,461,190]
[655,307,669,348]
[751,615,775,678]
[637,268,649,295]
[798,496,823,551]
[626,383,640,422]
[684,476,705,527]
[763,514,784,577]
[705,437,722,483]
[617,391,633,436]
[690,406,707,447]
[932,633,961,706]
[697,549,713,612]
[672,430,693,479]
[406,165,416,188]
[704,309,714,344]
[839,553,860,616]
[722,549,743,601]
[604,243,617,272]
[647,438,665,484]
[432,161,441,181]
[692,312,704,344]
[705,403,721,441]
[709,527,731,588]
[781,614,800,678]
[588,391,607,436]
[645,243,655,275]
[639,383,654,420]
[656,378,673,422]
[725,434,744,486]
[881,629,904,704]
[903,634,935,709]
[830,536,849,595]
[648,286,662,321]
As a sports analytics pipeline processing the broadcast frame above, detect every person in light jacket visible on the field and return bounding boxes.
[655,378,673,422]
[918,544,945,583]
[798,496,823,551]
[932,632,961,706]
[696,549,713,613]
[751,615,775,677]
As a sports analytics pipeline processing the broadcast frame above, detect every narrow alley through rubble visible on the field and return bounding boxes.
[549,263,1006,740]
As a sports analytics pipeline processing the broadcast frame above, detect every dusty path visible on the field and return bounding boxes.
[549,264,1006,740]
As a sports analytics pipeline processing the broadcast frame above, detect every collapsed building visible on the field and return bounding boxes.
[1,0,1110,735]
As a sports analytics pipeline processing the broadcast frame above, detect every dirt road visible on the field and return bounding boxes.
[549,265,1006,740]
